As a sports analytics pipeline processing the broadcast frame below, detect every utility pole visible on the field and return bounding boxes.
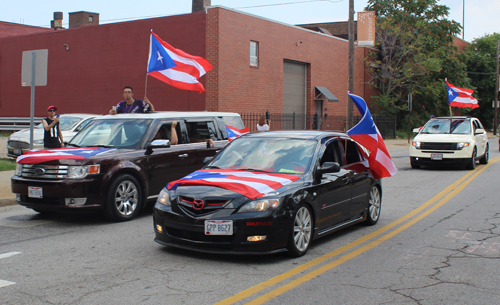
[494,39,499,136]
[347,0,354,129]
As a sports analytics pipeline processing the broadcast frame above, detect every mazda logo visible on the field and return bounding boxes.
[34,168,45,175]
[193,199,205,210]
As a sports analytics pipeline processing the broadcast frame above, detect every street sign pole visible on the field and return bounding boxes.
[30,52,36,150]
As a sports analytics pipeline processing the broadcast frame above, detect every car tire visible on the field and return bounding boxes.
[465,147,477,170]
[364,185,381,226]
[287,204,313,257]
[104,174,142,222]
[410,158,420,169]
[479,144,489,164]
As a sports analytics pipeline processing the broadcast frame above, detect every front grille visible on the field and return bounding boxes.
[420,142,460,150]
[166,227,234,243]
[177,196,230,216]
[19,164,68,179]
[8,140,30,149]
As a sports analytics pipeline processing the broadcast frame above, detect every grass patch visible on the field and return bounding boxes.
[0,131,14,137]
[0,158,16,171]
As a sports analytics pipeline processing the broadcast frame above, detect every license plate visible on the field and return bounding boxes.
[431,154,443,160]
[28,186,43,198]
[14,149,22,155]
[205,220,233,235]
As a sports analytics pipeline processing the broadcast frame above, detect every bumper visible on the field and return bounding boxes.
[6,146,35,159]
[153,203,291,255]
[409,145,472,166]
[11,175,106,212]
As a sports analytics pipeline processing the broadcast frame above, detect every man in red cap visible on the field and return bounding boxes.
[42,105,64,149]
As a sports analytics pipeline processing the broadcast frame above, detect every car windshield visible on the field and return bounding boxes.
[69,119,152,149]
[209,137,317,174]
[420,119,471,134]
[59,116,87,131]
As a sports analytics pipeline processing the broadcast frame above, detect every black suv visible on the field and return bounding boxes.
[11,111,245,221]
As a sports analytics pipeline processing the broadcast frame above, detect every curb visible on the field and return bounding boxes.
[0,198,16,207]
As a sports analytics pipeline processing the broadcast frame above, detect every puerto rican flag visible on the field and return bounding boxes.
[446,79,479,109]
[17,147,115,165]
[346,92,397,179]
[167,169,300,199]
[147,31,213,93]
[226,125,250,141]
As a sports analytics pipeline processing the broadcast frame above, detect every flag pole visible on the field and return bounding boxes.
[145,74,149,97]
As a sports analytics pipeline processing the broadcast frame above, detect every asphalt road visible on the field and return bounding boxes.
[0,138,499,304]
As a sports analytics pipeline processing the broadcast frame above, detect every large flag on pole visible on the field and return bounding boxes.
[445,79,479,109]
[147,31,213,93]
[346,92,397,179]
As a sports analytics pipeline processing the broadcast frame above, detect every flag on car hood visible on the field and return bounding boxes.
[17,147,115,164]
[225,125,250,141]
[346,92,397,179]
[147,31,213,93]
[445,79,479,109]
[167,169,300,199]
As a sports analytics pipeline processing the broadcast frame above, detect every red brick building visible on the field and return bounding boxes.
[0,4,371,130]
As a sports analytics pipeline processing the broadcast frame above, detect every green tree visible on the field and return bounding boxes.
[464,33,500,130]
[365,0,468,128]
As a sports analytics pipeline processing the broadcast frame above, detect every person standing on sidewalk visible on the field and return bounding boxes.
[42,105,64,149]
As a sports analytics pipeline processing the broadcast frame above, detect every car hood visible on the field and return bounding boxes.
[16,147,124,165]
[173,175,305,209]
[414,133,472,142]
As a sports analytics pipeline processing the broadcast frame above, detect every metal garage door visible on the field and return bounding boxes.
[283,61,306,129]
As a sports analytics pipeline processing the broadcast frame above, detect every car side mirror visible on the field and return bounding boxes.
[203,156,213,164]
[315,162,340,182]
[413,128,421,133]
[474,128,484,135]
[148,139,171,149]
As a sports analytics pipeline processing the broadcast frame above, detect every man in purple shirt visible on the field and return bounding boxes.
[109,86,155,114]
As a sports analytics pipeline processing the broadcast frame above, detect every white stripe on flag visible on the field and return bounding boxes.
[163,47,207,76]
[203,178,274,195]
[219,171,294,184]
[159,69,199,84]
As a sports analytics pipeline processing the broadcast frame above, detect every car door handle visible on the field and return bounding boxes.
[178,154,188,158]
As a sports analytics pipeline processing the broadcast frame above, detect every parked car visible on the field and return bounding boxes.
[7,114,96,158]
[153,130,382,257]
[11,111,245,221]
[410,116,489,170]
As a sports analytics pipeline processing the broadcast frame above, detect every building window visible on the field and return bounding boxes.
[250,41,259,67]
[89,16,94,22]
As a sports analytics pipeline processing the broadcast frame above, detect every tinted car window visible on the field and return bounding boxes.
[70,119,153,149]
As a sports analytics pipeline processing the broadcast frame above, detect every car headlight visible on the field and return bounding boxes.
[412,141,421,149]
[15,163,22,176]
[67,165,100,179]
[157,188,174,207]
[456,142,470,150]
[33,139,44,145]
[238,198,280,213]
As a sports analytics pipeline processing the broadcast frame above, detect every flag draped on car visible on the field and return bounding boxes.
[167,169,300,199]
[147,31,213,93]
[16,147,115,164]
[225,125,250,141]
[346,92,397,179]
[445,80,479,109]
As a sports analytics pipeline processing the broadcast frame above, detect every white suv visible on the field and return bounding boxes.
[410,116,489,170]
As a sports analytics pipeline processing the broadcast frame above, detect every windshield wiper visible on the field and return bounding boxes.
[238,168,270,173]
[66,143,80,147]
[206,166,220,169]
[92,144,114,148]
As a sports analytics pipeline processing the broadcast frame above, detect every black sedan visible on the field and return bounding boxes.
[153,131,382,257]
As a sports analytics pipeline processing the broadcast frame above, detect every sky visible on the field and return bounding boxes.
[1,0,498,42]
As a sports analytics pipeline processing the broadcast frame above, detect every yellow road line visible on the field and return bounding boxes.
[216,157,500,305]
[246,158,499,304]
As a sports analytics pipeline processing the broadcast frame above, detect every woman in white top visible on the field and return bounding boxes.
[257,116,270,131]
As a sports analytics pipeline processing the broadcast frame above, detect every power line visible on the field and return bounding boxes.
[236,0,343,9]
